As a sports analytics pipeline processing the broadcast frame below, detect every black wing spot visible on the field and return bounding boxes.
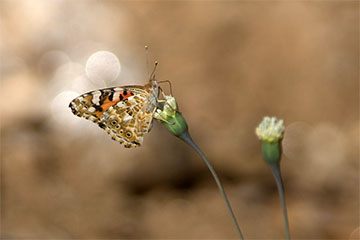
[119,94,124,101]
[98,123,106,129]
[95,105,103,112]
[108,91,114,101]
[123,90,127,96]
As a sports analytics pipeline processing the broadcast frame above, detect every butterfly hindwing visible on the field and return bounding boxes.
[100,93,154,148]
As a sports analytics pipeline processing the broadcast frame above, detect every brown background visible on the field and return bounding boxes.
[1,1,359,239]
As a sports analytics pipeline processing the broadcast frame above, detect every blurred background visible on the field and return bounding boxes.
[1,0,359,239]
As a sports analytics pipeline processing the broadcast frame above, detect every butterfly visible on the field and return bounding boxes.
[69,70,159,148]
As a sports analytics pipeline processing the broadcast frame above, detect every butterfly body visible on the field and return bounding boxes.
[69,77,159,148]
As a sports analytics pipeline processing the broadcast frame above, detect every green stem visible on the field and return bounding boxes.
[268,163,290,240]
[178,131,244,240]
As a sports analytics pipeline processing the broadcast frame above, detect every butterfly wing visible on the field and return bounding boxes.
[69,86,155,148]
[100,92,155,148]
[69,88,112,125]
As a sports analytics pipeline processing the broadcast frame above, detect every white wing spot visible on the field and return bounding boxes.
[116,102,125,107]
[113,91,121,101]
[123,115,133,122]
[89,116,97,121]
[91,91,102,105]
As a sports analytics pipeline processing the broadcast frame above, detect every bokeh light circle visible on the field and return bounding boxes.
[282,121,312,161]
[85,51,121,86]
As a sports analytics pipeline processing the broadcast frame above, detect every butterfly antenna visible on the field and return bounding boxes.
[150,61,158,79]
[145,46,150,75]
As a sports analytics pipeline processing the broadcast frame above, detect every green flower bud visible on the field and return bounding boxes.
[155,94,244,239]
[154,95,188,137]
[256,116,285,164]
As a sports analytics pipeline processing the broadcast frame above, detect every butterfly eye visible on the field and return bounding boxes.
[126,132,132,138]
[120,129,124,134]
[111,120,118,125]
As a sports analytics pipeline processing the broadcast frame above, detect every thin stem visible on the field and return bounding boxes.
[268,163,290,240]
[178,131,244,240]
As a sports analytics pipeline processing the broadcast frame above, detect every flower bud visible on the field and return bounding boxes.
[154,95,188,137]
[256,116,285,164]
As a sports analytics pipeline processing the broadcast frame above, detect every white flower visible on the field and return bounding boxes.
[256,116,285,142]
[164,95,178,112]
[154,95,178,122]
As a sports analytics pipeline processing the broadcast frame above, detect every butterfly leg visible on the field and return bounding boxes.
[158,80,173,96]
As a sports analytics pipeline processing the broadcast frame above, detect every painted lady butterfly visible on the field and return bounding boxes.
[69,73,159,148]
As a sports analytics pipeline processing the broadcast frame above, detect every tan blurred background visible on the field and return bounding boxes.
[1,1,359,239]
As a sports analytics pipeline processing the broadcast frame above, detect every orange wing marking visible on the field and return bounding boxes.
[96,91,133,118]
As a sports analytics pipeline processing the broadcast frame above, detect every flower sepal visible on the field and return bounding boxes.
[261,140,282,164]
